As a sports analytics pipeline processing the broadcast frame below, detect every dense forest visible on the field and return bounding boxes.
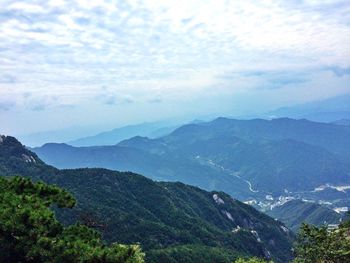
[0,135,293,262]
[267,200,344,232]
[2,0,349,261]
[0,176,144,262]
[1,135,350,262]
[33,118,350,199]
[1,175,349,262]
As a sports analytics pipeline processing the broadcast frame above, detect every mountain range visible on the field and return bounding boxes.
[0,135,294,263]
[18,93,350,148]
[68,122,179,147]
[33,118,350,203]
[332,119,350,126]
[268,93,350,122]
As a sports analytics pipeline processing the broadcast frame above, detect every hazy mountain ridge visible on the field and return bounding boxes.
[0,135,294,263]
[33,118,350,200]
[332,119,350,126]
[68,122,178,147]
[268,93,350,122]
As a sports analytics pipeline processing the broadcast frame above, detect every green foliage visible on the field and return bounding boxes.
[33,118,350,196]
[293,223,350,263]
[267,200,343,233]
[0,176,144,263]
[0,135,294,263]
[234,257,273,263]
[339,212,350,228]
[147,244,241,263]
[55,169,294,262]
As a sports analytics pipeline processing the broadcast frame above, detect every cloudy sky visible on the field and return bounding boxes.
[1,0,350,136]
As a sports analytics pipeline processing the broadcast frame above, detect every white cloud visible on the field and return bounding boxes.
[8,2,47,13]
[0,0,349,133]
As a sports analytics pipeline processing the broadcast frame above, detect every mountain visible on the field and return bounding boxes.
[33,118,350,200]
[69,122,178,147]
[0,135,294,263]
[33,141,253,199]
[267,200,344,233]
[331,119,350,126]
[163,117,350,158]
[16,126,102,147]
[268,93,350,122]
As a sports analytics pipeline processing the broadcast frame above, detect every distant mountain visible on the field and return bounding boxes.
[267,200,343,233]
[33,118,350,200]
[69,122,178,147]
[268,93,350,122]
[165,117,350,158]
[17,126,100,147]
[33,141,252,199]
[0,135,294,263]
[331,119,350,126]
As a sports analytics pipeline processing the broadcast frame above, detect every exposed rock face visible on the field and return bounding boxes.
[213,193,225,205]
[251,230,261,242]
[263,248,272,260]
[0,135,4,144]
[21,154,36,163]
[232,225,241,233]
[222,210,234,221]
[280,225,289,233]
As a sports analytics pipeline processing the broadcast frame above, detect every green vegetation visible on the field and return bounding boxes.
[267,200,343,233]
[0,135,294,262]
[33,118,350,198]
[2,132,349,262]
[293,218,350,263]
[235,215,350,263]
[0,176,144,262]
[147,244,241,263]
[234,257,272,263]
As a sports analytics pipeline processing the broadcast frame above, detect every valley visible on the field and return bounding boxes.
[2,1,350,261]
[32,118,350,221]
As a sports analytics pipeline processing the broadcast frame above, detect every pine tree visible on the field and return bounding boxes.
[0,176,145,263]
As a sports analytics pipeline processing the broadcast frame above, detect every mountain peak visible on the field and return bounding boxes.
[0,135,45,176]
[213,117,230,122]
[41,142,72,148]
[0,135,29,152]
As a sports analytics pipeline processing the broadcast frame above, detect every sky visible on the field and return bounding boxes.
[0,0,350,137]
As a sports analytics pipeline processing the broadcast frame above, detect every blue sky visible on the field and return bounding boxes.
[0,0,350,135]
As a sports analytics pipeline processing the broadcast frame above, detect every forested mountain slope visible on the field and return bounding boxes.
[33,118,350,199]
[267,200,344,232]
[0,135,294,263]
